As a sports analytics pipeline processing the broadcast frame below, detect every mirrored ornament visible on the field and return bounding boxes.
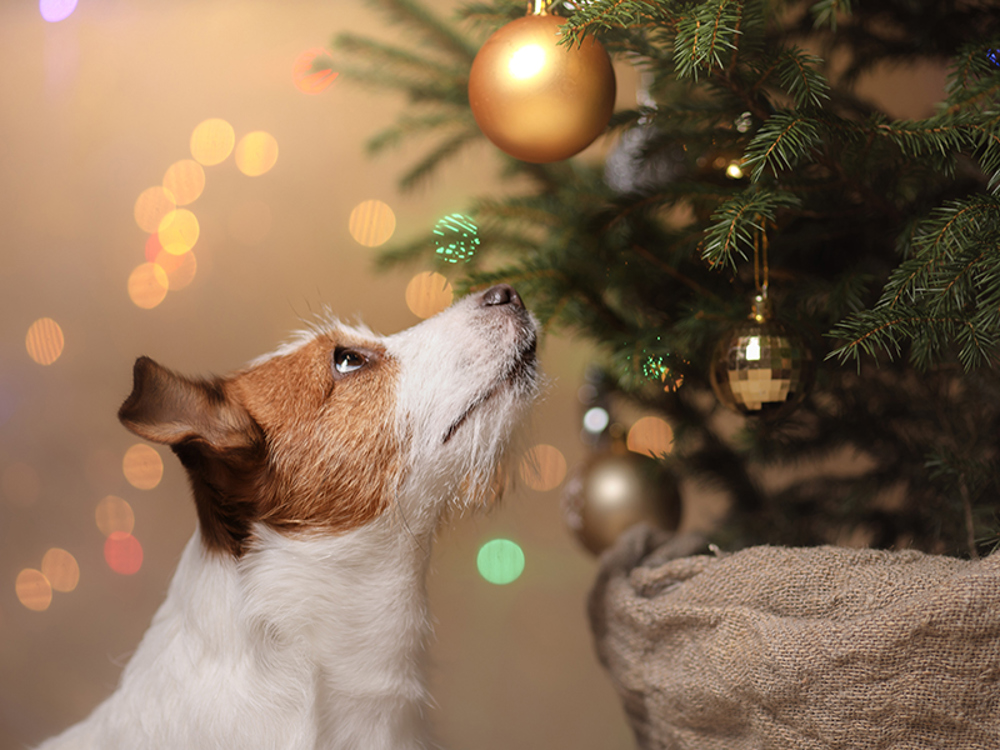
[709,294,814,417]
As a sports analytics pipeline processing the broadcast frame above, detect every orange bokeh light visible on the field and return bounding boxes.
[405,272,453,319]
[154,248,198,291]
[15,569,52,611]
[95,495,135,536]
[190,118,235,166]
[627,416,675,458]
[158,208,200,255]
[293,48,339,94]
[41,548,79,593]
[518,444,568,492]
[25,317,65,365]
[349,199,396,247]
[235,131,279,177]
[104,532,143,575]
[162,159,206,206]
[123,443,163,490]
[128,263,169,309]
[134,186,176,234]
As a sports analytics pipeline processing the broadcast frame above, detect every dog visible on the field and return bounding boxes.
[37,284,539,750]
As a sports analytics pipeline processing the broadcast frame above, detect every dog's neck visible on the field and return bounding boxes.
[66,513,440,750]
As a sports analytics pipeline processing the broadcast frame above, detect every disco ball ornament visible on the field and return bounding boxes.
[709,293,814,417]
[468,11,616,163]
[563,450,681,556]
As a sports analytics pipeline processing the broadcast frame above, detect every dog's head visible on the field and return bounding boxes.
[118,284,539,555]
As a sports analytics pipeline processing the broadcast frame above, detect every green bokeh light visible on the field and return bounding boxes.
[476,539,525,585]
[433,213,480,264]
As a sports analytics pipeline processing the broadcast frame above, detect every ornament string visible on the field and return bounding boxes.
[753,220,770,298]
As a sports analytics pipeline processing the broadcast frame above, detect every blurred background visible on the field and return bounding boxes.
[0,2,947,748]
[0,1,665,747]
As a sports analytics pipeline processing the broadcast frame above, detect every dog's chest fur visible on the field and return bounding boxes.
[37,286,539,750]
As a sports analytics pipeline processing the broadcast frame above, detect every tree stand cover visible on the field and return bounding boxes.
[589,526,1000,749]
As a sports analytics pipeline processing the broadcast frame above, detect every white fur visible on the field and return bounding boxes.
[38,288,539,750]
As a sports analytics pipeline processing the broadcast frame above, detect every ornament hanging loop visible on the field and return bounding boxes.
[529,0,550,16]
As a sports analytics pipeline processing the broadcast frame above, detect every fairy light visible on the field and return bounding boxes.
[127,263,169,309]
[123,443,163,490]
[96,495,135,537]
[235,131,279,177]
[626,416,674,458]
[405,272,453,319]
[41,548,79,593]
[190,118,236,166]
[104,532,143,575]
[476,539,525,585]
[134,186,176,234]
[25,318,65,365]
[518,444,567,492]
[433,214,481,264]
[349,200,396,247]
[39,0,78,23]
[162,159,206,206]
[293,48,339,94]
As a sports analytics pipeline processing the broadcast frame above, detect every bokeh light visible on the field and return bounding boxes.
[190,118,236,166]
[162,159,206,206]
[348,199,396,247]
[235,131,279,177]
[127,263,169,309]
[158,208,200,255]
[583,406,610,435]
[627,416,674,457]
[405,272,453,319]
[95,495,135,537]
[228,199,273,246]
[433,213,480,264]
[104,532,143,575]
[293,48,339,94]
[519,444,568,492]
[2,462,41,507]
[39,0,78,23]
[134,186,176,234]
[154,248,198,291]
[25,317,65,365]
[15,569,51,611]
[41,548,79,593]
[123,443,163,490]
[477,539,525,585]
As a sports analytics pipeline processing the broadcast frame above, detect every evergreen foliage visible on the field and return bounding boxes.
[334,0,1000,557]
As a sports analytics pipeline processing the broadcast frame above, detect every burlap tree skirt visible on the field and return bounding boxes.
[588,525,1000,749]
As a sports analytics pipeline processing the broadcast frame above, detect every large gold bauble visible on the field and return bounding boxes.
[709,313,814,417]
[468,13,616,163]
[563,451,680,556]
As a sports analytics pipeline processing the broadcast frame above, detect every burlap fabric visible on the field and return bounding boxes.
[588,524,1000,750]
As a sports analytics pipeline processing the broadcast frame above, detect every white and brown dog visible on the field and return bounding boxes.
[38,284,539,750]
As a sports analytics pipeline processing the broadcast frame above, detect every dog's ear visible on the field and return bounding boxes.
[119,356,257,451]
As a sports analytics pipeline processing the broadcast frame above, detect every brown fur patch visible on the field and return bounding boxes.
[231,333,402,542]
[118,331,403,556]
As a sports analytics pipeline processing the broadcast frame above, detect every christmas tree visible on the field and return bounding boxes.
[333,0,1000,557]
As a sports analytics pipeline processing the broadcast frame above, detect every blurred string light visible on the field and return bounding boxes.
[518,444,568,492]
[476,539,525,585]
[41,548,79,593]
[128,263,169,309]
[123,443,163,490]
[626,416,674,458]
[235,131,279,177]
[25,317,65,365]
[433,214,480,264]
[190,118,236,166]
[154,248,198,291]
[293,48,339,94]
[96,495,135,536]
[105,531,143,575]
[158,208,200,255]
[583,406,610,435]
[349,199,396,247]
[405,272,453,319]
[15,569,51,612]
[134,186,176,234]
[162,159,205,205]
[39,0,78,23]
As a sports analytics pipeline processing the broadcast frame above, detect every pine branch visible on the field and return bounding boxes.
[701,187,802,268]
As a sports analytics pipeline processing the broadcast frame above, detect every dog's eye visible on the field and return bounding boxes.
[333,348,367,375]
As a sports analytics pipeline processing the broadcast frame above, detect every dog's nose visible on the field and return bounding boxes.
[480,284,524,309]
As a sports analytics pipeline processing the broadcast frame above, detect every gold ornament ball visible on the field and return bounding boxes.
[468,13,616,163]
[563,452,680,556]
[709,318,814,417]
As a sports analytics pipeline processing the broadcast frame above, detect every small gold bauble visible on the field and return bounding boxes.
[709,296,814,416]
[468,13,616,163]
[563,451,680,556]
